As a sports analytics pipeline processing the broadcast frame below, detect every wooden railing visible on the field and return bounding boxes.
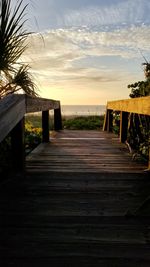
[103,96,150,169]
[0,94,62,172]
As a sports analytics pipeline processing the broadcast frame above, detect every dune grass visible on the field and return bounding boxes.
[25,114,104,130]
[62,115,104,130]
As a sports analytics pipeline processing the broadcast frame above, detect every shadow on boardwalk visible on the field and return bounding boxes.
[0,131,150,266]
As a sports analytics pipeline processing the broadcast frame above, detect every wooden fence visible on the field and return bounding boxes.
[0,94,62,172]
[103,96,150,169]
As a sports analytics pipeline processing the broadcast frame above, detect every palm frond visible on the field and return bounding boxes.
[0,0,29,72]
[12,65,38,96]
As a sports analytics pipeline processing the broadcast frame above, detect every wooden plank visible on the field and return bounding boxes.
[1,136,150,266]
[27,169,145,174]
[0,223,149,243]
[107,96,150,115]
[0,94,26,142]
[0,241,150,259]
[26,95,60,113]
[26,130,147,173]
[0,258,150,267]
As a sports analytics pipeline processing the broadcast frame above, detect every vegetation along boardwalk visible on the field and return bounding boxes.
[1,130,150,266]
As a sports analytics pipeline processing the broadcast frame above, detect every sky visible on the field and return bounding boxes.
[12,0,150,104]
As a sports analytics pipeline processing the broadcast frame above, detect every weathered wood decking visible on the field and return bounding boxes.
[27,130,147,173]
[0,130,150,266]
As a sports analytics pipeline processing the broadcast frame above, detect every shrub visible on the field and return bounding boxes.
[25,121,42,153]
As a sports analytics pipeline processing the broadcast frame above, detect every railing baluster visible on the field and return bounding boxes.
[103,97,150,169]
[103,109,108,131]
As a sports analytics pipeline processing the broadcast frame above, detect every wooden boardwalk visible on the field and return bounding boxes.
[27,130,147,173]
[0,130,150,266]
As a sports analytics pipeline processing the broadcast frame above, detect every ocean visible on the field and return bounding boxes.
[29,105,106,117]
[60,105,106,117]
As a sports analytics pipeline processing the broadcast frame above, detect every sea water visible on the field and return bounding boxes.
[61,105,106,116]
[29,105,106,117]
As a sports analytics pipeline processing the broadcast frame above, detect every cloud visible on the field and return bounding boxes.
[25,25,150,65]
[63,0,150,27]
[22,23,149,95]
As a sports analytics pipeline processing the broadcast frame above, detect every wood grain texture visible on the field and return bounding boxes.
[26,130,147,173]
[0,130,150,266]
[106,96,150,115]
[0,171,150,265]
[0,94,25,142]
[0,94,61,143]
[26,95,60,113]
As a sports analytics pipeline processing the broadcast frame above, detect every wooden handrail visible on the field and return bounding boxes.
[103,96,150,170]
[0,94,62,172]
[0,94,61,142]
[0,94,26,143]
[26,95,60,113]
[103,96,150,132]
[106,96,150,115]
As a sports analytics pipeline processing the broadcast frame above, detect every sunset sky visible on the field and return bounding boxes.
[13,0,150,104]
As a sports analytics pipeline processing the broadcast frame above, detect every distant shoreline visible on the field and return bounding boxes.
[26,113,104,119]
[26,105,106,118]
[61,104,105,117]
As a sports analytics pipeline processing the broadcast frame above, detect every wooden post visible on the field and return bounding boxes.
[11,118,25,172]
[120,111,128,143]
[103,109,108,131]
[107,109,113,132]
[103,109,113,132]
[42,110,49,142]
[54,106,62,131]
